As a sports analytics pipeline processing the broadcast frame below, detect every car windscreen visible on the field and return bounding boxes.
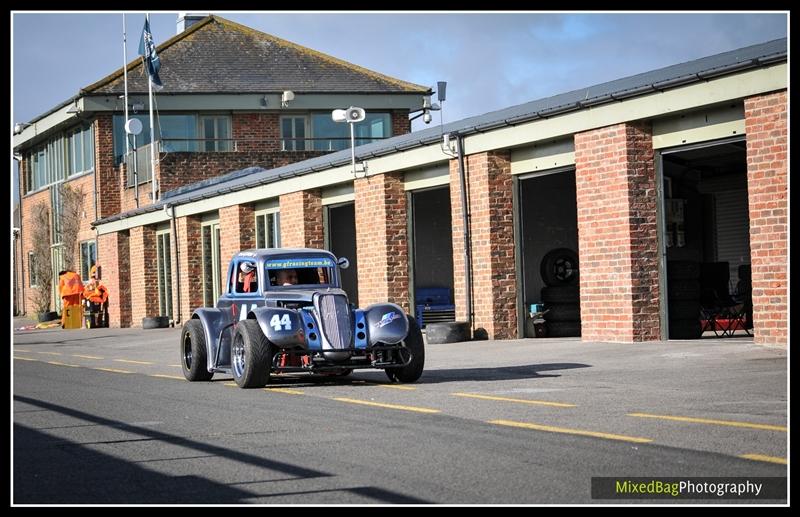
[264,257,336,288]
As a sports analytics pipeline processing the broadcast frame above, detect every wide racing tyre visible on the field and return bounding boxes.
[540,248,579,287]
[231,319,273,388]
[391,316,425,383]
[181,320,214,382]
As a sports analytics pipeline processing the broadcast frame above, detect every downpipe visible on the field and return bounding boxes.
[165,203,181,325]
[454,134,474,333]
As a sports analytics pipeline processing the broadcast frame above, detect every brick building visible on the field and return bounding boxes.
[91,38,787,346]
[13,15,429,320]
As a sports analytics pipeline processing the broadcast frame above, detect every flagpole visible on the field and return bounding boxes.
[123,14,130,156]
[146,13,157,203]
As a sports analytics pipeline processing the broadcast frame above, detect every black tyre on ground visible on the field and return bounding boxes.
[544,303,581,322]
[386,316,425,383]
[181,319,214,382]
[231,319,273,388]
[142,316,170,329]
[540,248,579,287]
[547,320,582,337]
[541,285,580,304]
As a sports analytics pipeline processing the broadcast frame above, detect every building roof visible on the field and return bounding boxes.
[95,37,787,226]
[82,15,428,96]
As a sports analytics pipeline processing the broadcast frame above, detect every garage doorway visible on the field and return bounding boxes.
[659,138,751,339]
[517,168,581,337]
[409,186,455,327]
[325,202,358,305]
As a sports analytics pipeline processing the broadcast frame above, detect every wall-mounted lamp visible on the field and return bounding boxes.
[260,95,269,108]
[332,106,368,178]
[13,122,31,135]
[130,102,145,113]
[281,90,295,108]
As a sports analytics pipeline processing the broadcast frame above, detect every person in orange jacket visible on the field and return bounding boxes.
[58,269,84,328]
[83,265,110,328]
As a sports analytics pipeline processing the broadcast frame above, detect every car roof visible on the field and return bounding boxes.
[232,248,337,262]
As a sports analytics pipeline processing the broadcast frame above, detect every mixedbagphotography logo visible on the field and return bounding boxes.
[591,477,786,500]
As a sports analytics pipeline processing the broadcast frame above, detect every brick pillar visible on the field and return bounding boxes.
[450,151,517,340]
[354,172,409,312]
[744,91,788,346]
[174,215,204,323]
[94,114,120,218]
[129,226,158,326]
[279,190,323,249]
[574,122,661,343]
[391,110,411,136]
[98,230,131,327]
[219,204,256,282]
[232,113,280,151]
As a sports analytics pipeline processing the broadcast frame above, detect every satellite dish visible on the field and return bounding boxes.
[125,118,143,135]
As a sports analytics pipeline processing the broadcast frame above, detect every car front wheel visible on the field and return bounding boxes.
[388,316,424,383]
[231,319,273,388]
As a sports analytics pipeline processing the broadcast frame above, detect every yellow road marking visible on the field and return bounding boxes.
[150,374,186,381]
[93,367,132,374]
[489,419,652,443]
[332,397,440,414]
[14,356,38,361]
[739,454,787,465]
[13,349,34,353]
[224,382,238,387]
[453,392,575,407]
[628,412,786,432]
[376,384,417,391]
[36,351,62,356]
[169,364,183,368]
[265,388,305,395]
[46,361,80,367]
[114,359,154,365]
[72,354,103,360]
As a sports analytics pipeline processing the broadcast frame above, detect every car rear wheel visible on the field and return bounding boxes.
[231,319,272,388]
[390,316,425,383]
[181,320,214,382]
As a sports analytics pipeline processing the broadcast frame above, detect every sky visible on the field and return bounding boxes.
[10,11,788,206]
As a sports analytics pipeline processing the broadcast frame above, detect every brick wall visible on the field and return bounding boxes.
[94,115,121,218]
[450,151,517,339]
[128,226,159,326]
[574,122,661,343]
[744,91,788,346]
[98,230,131,327]
[20,189,51,315]
[392,110,411,136]
[279,190,323,249]
[174,215,204,323]
[354,172,409,313]
[219,204,256,284]
[232,113,281,151]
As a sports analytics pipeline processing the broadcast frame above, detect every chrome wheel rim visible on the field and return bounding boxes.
[232,335,246,378]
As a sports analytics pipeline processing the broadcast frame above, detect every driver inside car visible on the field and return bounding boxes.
[275,268,299,286]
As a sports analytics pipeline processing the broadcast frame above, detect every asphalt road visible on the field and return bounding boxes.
[12,326,787,504]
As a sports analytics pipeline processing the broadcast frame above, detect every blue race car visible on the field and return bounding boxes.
[180,248,424,388]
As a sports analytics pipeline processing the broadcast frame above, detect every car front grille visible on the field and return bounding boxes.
[318,294,352,349]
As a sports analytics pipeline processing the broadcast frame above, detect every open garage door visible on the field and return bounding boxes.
[517,168,581,337]
[409,186,455,328]
[325,202,358,305]
[660,138,751,339]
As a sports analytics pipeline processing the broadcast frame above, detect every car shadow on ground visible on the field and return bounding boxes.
[255,363,592,387]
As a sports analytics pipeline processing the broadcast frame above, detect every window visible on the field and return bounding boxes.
[160,115,199,153]
[281,116,307,151]
[200,116,231,152]
[28,252,38,287]
[50,184,64,245]
[113,114,152,165]
[156,232,173,318]
[310,112,390,151]
[201,222,222,307]
[68,126,94,176]
[255,212,281,248]
[80,241,97,281]
[234,261,259,294]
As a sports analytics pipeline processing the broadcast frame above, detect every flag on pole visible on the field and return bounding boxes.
[138,16,162,87]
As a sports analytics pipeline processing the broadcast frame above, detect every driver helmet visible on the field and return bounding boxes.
[240,262,255,274]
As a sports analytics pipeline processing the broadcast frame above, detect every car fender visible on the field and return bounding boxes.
[251,306,306,348]
[192,307,231,371]
[364,303,409,345]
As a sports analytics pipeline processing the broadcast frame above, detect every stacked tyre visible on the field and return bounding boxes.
[667,261,702,339]
[540,248,581,337]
